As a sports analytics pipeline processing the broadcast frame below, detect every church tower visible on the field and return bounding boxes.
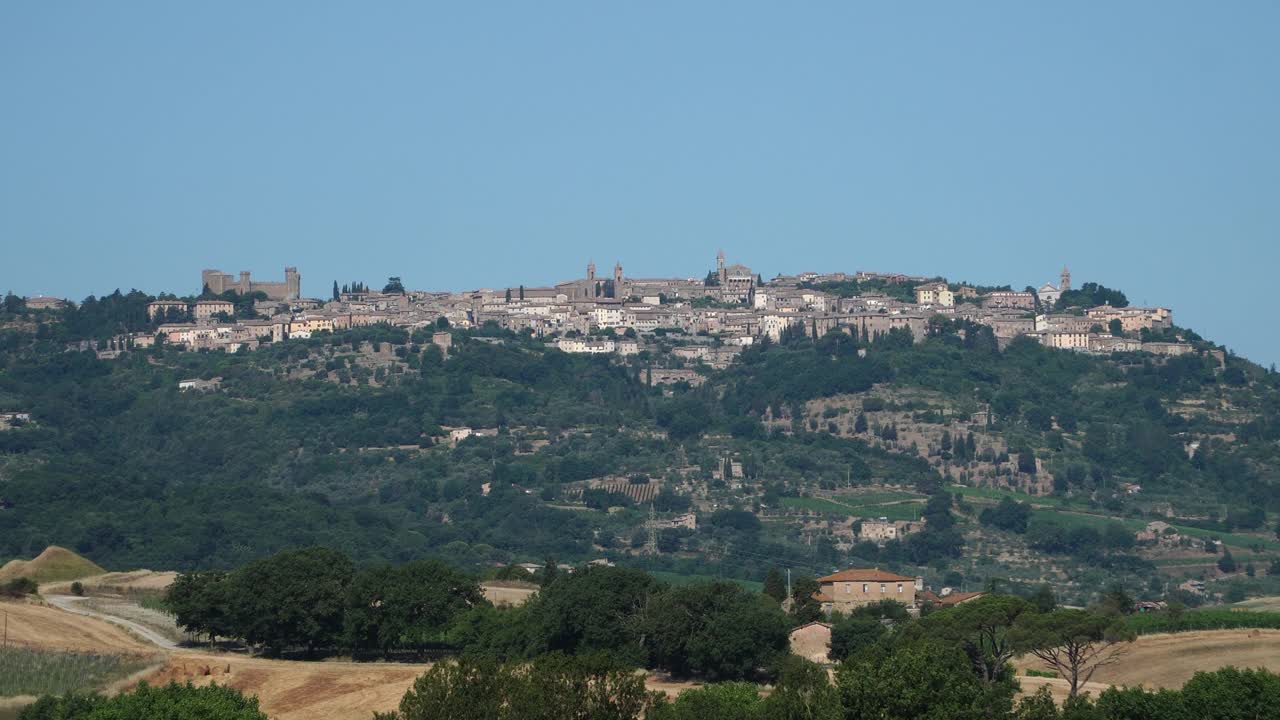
[613,261,625,298]
[1060,266,1071,292]
[587,260,596,280]
[717,249,727,284]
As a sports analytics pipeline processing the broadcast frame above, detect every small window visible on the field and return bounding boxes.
[845,584,851,594]
[897,583,903,593]
[880,583,886,593]
[862,583,868,593]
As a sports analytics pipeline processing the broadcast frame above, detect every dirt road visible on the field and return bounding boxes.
[45,595,179,650]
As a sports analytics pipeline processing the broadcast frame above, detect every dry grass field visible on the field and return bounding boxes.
[147,653,430,720]
[41,569,177,596]
[0,599,153,654]
[1233,596,1280,613]
[1015,629,1280,695]
[479,580,539,607]
[0,547,104,585]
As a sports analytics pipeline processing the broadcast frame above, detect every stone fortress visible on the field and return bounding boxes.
[201,267,301,301]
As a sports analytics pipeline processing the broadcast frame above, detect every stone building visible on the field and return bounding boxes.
[193,300,234,322]
[201,267,301,301]
[813,568,922,613]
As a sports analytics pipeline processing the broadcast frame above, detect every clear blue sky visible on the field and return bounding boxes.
[2,2,1277,364]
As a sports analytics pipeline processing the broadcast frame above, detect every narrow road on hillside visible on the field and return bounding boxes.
[46,594,179,650]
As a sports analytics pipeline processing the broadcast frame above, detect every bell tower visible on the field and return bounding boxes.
[1060,266,1071,292]
[717,249,727,284]
[587,260,596,280]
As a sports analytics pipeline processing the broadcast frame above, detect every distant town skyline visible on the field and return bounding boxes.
[3,3,1278,364]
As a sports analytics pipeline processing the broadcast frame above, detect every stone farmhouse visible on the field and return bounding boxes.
[813,568,924,614]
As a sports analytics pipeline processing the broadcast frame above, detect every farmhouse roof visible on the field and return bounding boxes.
[817,568,916,583]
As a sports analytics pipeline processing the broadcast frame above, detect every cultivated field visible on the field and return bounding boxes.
[1234,595,1280,613]
[0,600,153,654]
[7,592,1279,718]
[147,653,431,720]
[1015,629,1280,693]
[41,569,177,596]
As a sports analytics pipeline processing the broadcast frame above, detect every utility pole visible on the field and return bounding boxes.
[786,569,792,600]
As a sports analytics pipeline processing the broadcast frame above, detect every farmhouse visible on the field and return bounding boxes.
[813,568,923,614]
[788,621,833,664]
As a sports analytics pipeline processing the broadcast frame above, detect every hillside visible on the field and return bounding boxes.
[1,311,1278,606]
[0,546,104,584]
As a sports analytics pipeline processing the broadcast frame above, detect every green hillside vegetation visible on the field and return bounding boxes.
[2,289,1279,606]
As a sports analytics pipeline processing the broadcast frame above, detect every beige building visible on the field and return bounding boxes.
[858,519,922,544]
[984,291,1036,310]
[788,622,832,664]
[814,568,921,613]
[1038,331,1090,350]
[24,296,68,310]
[147,300,189,321]
[193,300,235,322]
[914,283,954,307]
[289,315,335,336]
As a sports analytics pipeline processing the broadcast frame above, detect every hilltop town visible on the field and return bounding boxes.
[42,253,1200,366]
[5,252,1274,620]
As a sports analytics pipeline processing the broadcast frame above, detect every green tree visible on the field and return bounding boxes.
[383,277,405,293]
[1218,548,1238,573]
[345,559,484,655]
[789,575,822,623]
[1012,609,1136,697]
[838,640,1016,720]
[377,654,657,720]
[649,683,762,720]
[523,565,657,665]
[1014,686,1062,720]
[979,497,1031,534]
[828,613,885,662]
[224,547,354,654]
[165,571,231,642]
[19,682,268,720]
[760,656,841,720]
[1179,666,1280,720]
[1030,584,1057,613]
[642,582,789,680]
[762,567,787,603]
[907,594,1033,687]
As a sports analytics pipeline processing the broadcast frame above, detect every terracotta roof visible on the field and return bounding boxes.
[817,568,917,583]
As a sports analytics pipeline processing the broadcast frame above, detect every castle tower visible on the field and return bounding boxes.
[285,266,301,300]
[1060,266,1071,292]
[587,260,596,280]
[613,261,625,298]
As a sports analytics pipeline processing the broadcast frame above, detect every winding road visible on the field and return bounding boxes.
[46,594,180,650]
